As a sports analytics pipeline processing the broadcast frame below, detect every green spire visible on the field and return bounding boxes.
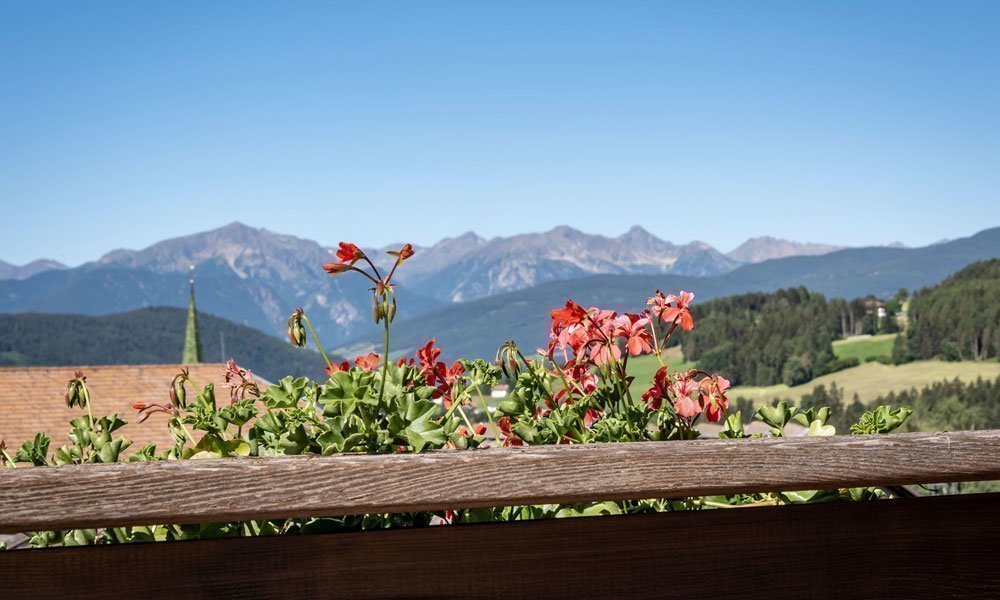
[182,266,202,364]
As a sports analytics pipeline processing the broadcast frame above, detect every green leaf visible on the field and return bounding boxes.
[555,501,622,518]
[261,376,311,409]
[183,434,251,459]
[402,401,447,452]
[806,420,836,437]
[13,433,51,466]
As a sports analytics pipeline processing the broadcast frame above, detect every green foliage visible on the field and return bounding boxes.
[849,406,912,435]
[907,259,1000,361]
[683,287,839,386]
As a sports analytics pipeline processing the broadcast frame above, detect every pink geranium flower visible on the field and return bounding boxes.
[647,290,695,331]
[670,376,702,418]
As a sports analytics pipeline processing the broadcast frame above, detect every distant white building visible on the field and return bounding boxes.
[491,384,509,398]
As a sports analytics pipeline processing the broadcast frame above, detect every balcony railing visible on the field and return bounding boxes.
[2,430,999,598]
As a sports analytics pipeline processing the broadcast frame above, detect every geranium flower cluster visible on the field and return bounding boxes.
[535,289,728,428]
[641,366,731,423]
[416,340,465,408]
[548,301,654,365]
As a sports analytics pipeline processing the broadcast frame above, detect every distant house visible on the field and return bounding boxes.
[491,384,509,398]
[0,363,234,453]
[863,298,888,320]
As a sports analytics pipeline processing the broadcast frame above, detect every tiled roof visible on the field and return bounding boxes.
[0,364,233,456]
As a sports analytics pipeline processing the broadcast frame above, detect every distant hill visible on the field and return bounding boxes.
[0,307,332,381]
[335,273,732,361]
[726,236,841,263]
[720,226,1000,299]
[0,259,66,281]
[340,226,1000,360]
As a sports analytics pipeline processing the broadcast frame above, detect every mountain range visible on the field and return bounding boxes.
[3,223,999,362]
[0,259,66,281]
[341,226,1000,359]
[0,223,839,345]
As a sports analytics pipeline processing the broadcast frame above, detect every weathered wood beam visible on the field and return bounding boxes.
[1,430,998,533]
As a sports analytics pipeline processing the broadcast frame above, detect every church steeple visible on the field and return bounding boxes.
[182,265,202,364]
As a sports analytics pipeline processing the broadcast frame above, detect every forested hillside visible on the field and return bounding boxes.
[0,308,330,381]
[906,259,1000,361]
[681,287,842,386]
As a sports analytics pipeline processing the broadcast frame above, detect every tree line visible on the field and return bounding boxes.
[681,287,899,386]
[901,259,1000,362]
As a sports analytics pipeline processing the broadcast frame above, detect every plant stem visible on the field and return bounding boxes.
[184,374,212,409]
[0,448,16,468]
[456,404,476,433]
[515,348,556,406]
[301,313,333,370]
[475,388,502,447]
[376,319,390,408]
[177,421,197,447]
[83,387,95,432]
[649,320,666,367]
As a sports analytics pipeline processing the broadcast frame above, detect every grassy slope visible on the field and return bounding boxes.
[625,348,696,398]
[831,334,897,362]
[729,360,1000,405]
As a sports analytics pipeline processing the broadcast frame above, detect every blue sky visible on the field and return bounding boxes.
[1,1,998,266]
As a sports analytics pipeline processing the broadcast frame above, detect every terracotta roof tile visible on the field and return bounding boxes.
[0,364,235,456]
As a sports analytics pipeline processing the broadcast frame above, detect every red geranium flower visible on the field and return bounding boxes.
[551,300,588,334]
[699,375,731,422]
[642,385,663,410]
[325,360,351,375]
[642,365,672,409]
[355,352,381,371]
[497,416,524,447]
[584,407,602,428]
[337,242,365,264]
[417,339,441,373]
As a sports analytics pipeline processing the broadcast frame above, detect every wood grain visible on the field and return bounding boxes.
[3,493,999,599]
[1,430,999,534]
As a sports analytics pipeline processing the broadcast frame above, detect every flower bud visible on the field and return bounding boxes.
[373,301,384,324]
[387,297,397,323]
[287,309,307,347]
[169,373,187,408]
[495,340,523,379]
[65,371,88,409]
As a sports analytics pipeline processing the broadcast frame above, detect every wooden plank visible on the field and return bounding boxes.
[2,493,999,599]
[1,430,999,534]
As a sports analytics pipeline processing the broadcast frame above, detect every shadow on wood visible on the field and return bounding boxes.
[3,493,999,599]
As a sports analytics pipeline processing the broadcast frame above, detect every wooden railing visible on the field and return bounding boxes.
[2,430,1000,598]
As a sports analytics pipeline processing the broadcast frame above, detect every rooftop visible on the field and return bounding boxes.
[0,363,232,454]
